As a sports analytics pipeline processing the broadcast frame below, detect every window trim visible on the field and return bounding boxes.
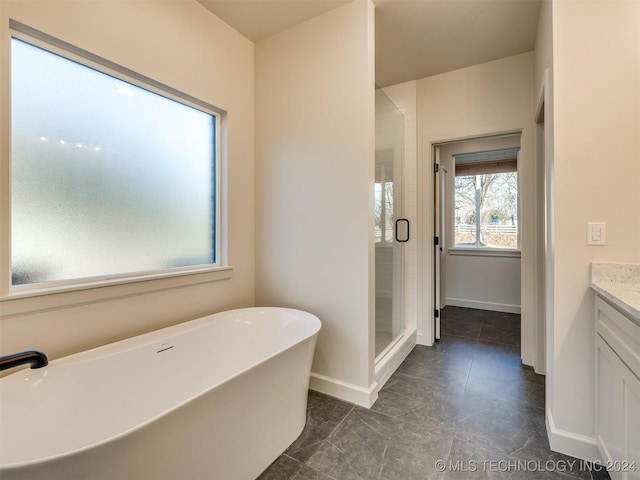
[448,247,521,258]
[1,22,229,303]
[0,267,234,319]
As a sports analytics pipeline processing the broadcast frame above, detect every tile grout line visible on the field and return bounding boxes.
[376,445,387,480]
[325,403,356,440]
[447,331,478,452]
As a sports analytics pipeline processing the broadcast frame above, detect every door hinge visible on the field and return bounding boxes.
[434,236,439,246]
[434,163,439,173]
[434,309,440,318]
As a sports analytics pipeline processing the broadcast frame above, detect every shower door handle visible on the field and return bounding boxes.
[395,219,409,243]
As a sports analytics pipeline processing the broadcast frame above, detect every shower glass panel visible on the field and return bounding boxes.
[374,87,404,359]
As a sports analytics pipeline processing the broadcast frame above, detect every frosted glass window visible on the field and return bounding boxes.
[10,37,218,286]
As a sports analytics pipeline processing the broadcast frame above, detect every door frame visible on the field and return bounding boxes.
[417,127,538,359]
[534,68,554,376]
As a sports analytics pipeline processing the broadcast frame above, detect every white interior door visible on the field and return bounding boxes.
[434,147,443,340]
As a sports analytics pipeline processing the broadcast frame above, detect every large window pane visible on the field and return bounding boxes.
[11,37,217,286]
[454,175,477,246]
[479,172,518,248]
[454,172,518,249]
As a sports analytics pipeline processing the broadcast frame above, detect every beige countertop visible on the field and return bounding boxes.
[590,262,640,323]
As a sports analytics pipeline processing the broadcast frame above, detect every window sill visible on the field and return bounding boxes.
[0,266,234,318]
[448,248,521,258]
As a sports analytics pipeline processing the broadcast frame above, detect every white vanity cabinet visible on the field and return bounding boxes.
[595,296,640,480]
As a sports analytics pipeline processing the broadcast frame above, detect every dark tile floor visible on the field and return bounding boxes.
[259,307,610,480]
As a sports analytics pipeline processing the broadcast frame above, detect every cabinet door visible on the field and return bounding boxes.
[597,335,625,478]
[624,362,640,480]
[596,335,640,480]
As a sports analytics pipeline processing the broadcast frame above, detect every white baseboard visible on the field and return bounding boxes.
[546,408,602,462]
[309,372,378,408]
[446,297,521,314]
[375,328,416,389]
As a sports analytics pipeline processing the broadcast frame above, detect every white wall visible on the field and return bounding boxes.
[534,0,556,443]
[446,255,521,311]
[534,0,553,95]
[254,1,376,406]
[0,1,255,359]
[416,53,536,363]
[541,0,640,460]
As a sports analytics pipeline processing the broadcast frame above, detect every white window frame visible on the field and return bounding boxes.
[449,149,521,258]
[0,22,231,310]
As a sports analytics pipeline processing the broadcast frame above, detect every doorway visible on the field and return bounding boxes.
[432,133,522,341]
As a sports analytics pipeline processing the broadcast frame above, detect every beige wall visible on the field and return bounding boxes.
[0,1,255,360]
[534,0,553,95]
[254,1,376,405]
[544,0,640,460]
[416,52,536,364]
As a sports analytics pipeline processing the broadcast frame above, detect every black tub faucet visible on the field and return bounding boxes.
[0,350,48,371]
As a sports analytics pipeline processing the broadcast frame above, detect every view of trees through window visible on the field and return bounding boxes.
[375,181,394,243]
[454,171,518,248]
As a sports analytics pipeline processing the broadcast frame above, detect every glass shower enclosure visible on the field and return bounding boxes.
[374,87,405,360]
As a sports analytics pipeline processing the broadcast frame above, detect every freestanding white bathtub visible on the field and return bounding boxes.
[0,307,321,480]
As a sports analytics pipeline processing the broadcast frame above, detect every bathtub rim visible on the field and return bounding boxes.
[0,306,321,471]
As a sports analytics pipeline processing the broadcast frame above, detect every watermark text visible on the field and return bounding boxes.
[434,459,637,474]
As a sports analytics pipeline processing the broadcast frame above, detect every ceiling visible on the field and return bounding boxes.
[197,1,352,43]
[197,0,542,87]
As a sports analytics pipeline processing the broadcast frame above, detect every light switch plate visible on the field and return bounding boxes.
[587,222,606,245]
